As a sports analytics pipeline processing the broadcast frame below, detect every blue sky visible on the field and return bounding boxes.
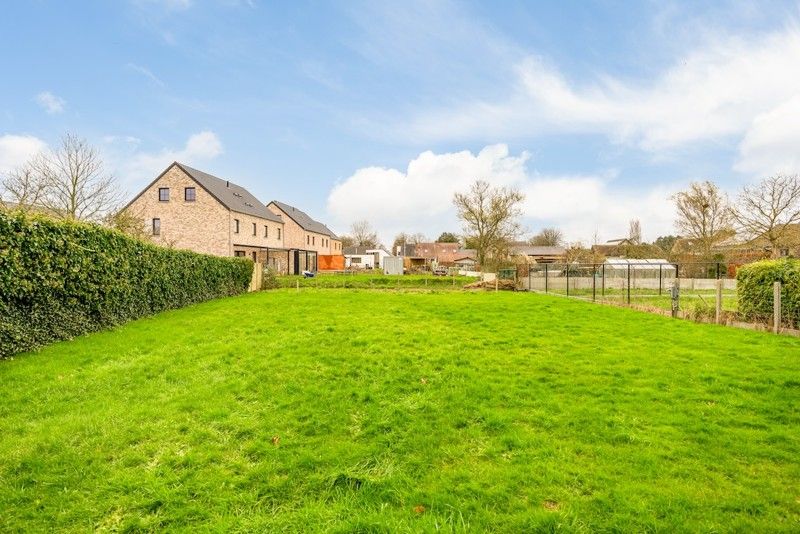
[2,0,800,244]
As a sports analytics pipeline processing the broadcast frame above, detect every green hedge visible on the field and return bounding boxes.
[0,211,253,358]
[736,259,800,324]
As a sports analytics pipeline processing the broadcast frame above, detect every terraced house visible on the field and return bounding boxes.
[267,200,343,272]
[124,162,342,274]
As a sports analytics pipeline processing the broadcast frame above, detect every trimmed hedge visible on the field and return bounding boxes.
[1,210,253,358]
[736,259,800,324]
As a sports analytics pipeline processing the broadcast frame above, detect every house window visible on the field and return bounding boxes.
[252,251,257,261]
[312,236,315,246]
[264,225,268,238]
[277,228,281,240]
[184,187,196,201]
[152,218,160,236]
[158,188,169,202]
[252,222,257,236]
[234,250,245,257]
[307,235,310,245]
[234,219,240,233]
[351,257,362,264]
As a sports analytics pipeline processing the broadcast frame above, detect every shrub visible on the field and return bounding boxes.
[261,266,280,290]
[736,259,800,325]
[0,210,253,358]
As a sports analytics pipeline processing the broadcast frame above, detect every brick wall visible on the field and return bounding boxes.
[125,165,284,257]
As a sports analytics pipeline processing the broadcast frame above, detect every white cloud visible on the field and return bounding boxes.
[401,26,800,172]
[35,91,66,114]
[109,130,223,188]
[0,134,48,174]
[327,144,679,245]
[735,95,800,175]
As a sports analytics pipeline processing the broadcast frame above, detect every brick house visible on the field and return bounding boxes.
[267,201,343,272]
[124,162,286,264]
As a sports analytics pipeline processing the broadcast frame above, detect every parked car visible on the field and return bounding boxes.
[432,266,448,276]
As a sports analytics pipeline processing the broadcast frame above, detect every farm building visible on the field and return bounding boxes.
[510,244,566,263]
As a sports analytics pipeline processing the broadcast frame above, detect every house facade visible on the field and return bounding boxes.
[124,162,285,262]
[266,200,343,273]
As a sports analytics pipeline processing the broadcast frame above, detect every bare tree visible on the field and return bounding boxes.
[350,219,380,248]
[453,179,524,266]
[672,180,733,258]
[529,227,564,247]
[34,134,122,221]
[339,235,355,248]
[731,174,800,257]
[105,205,148,239]
[628,219,642,245]
[0,159,49,212]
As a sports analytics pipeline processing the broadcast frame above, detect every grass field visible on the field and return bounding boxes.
[2,289,799,531]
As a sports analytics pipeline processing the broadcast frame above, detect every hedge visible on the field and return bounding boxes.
[0,210,253,358]
[736,258,800,324]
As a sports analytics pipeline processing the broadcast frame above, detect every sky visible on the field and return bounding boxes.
[2,0,800,245]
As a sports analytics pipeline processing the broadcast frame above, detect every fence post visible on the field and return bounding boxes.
[627,263,631,305]
[592,263,596,301]
[715,279,723,324]
[601,263,605,298]
[545,264,548,293]
[774,281,781,334]
[716,262,721,280]
[658,264,662,296]
[528,268,531,292]
[566,265,570,296]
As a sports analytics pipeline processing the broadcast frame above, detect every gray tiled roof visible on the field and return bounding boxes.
[270,200,337,238]
[177,163,282,223]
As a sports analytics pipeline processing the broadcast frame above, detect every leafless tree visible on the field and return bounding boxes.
[672,180,733,258]
[105,205,148,239]
[34,134,123,221]
[350,219,380,248]
[529,227,564,247]
[453,179,524,266]
[731,174,800,257]
[628,219,642,245]
[0,158,49,212]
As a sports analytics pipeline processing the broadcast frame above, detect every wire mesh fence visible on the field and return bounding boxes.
[526,261,737,313]
[526,261,798,334]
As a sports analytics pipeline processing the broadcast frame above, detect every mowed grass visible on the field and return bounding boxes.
[1,290,800,532]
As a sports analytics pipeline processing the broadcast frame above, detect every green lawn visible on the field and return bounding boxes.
[1,290,799,532]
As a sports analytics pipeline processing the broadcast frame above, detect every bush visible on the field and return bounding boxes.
[736,259,800,325]
[261,266,280,290]
[0,211,253,358]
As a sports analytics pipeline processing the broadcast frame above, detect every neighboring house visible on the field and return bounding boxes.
[414,242,467,265]
[592,238,633,257]
[509,243,566,264]
[123,162,285,262]
[267,200,342,256]
[453,250,478,269]
[344,246,393,269]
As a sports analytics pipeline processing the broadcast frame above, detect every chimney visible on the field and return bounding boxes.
[226,181,229,188]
